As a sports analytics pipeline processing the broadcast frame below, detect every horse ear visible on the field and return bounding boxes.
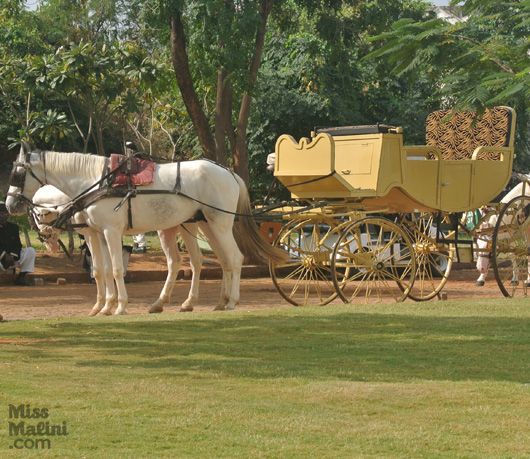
[21,141,31,154]
[18,141,31,161]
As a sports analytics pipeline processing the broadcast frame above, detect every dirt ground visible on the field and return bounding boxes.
[0,252,505,321]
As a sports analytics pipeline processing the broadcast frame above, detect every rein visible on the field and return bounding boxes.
[13,152,326,231]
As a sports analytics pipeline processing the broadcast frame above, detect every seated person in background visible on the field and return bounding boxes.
[0,202,36,286]
[133,233,147,253]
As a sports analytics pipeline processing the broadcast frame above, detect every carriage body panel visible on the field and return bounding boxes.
[274,121,514,212]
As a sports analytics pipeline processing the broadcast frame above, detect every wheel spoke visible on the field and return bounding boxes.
[404,212,453,301]
[332,217,416,304]
[492,196,530,298]
[271,218,342,306]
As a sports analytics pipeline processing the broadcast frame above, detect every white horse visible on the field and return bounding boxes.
[7,146,285,314]
[32,185,117,314]
[31,185,206,315]
[475,177,530,286]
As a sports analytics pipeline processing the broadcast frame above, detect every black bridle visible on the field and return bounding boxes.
[7,150,48,202]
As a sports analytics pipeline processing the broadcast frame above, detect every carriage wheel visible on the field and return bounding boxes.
[331,217,416,304]
[491,195,530,298]
[269,216,347,306]
[401,213,454,301]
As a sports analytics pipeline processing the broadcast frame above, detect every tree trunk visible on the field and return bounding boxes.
[68,231,75,257]
[92,120,105,156]
[232,0,273,186]
[22,227,31,248]
[215,68,228,165]
[169,13,216,160]
[224,79,236,159]
[234,112,251,185]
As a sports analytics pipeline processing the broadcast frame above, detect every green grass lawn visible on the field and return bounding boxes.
[1,299,530,458]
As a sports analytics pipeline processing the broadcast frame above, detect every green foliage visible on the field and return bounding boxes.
[4,0,523,195]
[0,0,177,157]
[0,1,51,153]
[249,0,438,199]
[27,109,73,147]
[367,0,530,167]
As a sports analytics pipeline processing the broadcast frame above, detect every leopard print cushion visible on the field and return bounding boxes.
[425,107,512,160]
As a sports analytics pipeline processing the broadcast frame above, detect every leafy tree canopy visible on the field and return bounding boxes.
[365,0,529,166]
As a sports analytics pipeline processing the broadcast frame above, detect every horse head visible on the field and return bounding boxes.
[6,142,46,215]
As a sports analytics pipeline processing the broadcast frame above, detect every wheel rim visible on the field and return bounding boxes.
[492,196,530,298]
[402,213,454,301]
[269,217,346,306]
[331,217,416,304]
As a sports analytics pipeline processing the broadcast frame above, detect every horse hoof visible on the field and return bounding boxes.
[225,304,236,311]
[179,306,193,312]
[88,308,101,316]
[149,306,163,314]
[114,309,127,315]
[181,300,196,309]
[213,305,225,311]
[476,280,485,287]
[98,309,112,316]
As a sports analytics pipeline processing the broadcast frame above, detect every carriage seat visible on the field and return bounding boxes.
[424,106,515,160]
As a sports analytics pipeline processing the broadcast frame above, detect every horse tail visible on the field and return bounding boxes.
[232,174,288,264]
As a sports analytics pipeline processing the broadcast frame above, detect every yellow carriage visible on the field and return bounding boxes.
[269,106,521,305]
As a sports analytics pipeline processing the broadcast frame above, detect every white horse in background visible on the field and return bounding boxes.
[7,147,285,314]
[475,177,530,286]
[31,185,207,315]
[32,185,117,314]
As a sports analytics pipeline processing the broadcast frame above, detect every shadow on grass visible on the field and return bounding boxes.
[1,313,530,383]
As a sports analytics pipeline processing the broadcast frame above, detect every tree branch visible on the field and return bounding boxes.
[236,0,273,132]
[451,33,515,74]
[154,118,177,159]
[215,68,228,165]
[127,119,149,151]
[233,0,273,183]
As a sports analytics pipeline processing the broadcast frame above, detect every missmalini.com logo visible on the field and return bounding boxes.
[7,404,68,450]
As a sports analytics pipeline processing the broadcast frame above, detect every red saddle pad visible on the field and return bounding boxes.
[110,154,155,187]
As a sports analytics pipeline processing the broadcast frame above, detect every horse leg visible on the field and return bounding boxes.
[526,256,530,287]
[198,223,230,309]
[96,235,119,315]
[508,253,518,285]
[149,227,181,313]
[179,223,203,311]
[102,228,128,315]
[85,233,105,316]
[476,272,486,286]
[200,220,243,311]
[475,237,490,286]
[85,232,116,316]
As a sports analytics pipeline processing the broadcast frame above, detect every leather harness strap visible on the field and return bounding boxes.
[173,161,181,193]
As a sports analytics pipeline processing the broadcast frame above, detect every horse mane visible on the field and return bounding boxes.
[44,151,107,182]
